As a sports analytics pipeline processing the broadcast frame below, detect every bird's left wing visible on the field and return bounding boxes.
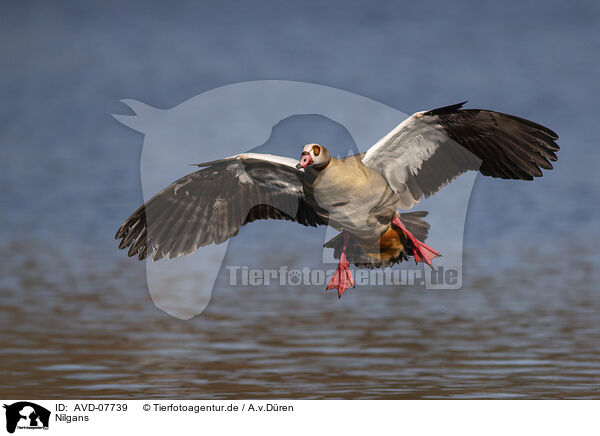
[116,153,327,261]
[361,102,559,209]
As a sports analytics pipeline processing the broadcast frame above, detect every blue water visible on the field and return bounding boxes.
[1,0,599,398]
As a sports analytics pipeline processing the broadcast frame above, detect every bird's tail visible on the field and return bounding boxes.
[323,211,431,269]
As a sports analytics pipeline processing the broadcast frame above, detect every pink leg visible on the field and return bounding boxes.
[327,232,355,298]
[392,216,441,268]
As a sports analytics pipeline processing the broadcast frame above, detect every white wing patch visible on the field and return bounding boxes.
[236,153,300,168]
[362,113,448,207]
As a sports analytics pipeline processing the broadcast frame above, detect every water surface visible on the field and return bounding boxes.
[1,0,599,398]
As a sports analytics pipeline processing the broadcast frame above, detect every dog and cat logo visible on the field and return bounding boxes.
[3,402,50,433]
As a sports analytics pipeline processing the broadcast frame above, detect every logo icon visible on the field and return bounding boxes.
[3,402,50,434]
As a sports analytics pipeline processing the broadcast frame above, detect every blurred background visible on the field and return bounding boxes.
[1,0,599,399]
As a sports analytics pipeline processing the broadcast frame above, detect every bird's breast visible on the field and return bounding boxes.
[304,157,399,240]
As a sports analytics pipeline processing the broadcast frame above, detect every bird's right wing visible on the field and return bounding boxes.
[115,153,327,261]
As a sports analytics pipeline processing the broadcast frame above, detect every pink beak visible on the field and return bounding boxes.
[298,153,313,168]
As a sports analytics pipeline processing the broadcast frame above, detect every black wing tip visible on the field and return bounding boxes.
[423,101,468,116]
[498,112,559,141]
[541,126,559,141]
[115,209,152,260]
[422,102,560,142]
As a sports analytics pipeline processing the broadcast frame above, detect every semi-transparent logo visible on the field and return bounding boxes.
[114,80,479,319]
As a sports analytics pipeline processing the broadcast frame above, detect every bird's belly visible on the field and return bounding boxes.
[324,199,384,238]
[311,179,395,241]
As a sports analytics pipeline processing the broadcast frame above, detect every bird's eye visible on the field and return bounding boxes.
[312,145,321,156]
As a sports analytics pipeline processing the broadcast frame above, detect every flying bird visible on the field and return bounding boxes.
[116,102,559,296]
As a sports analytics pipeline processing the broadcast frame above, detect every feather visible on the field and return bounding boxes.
[116,154,327,260]
[362,103,559,208]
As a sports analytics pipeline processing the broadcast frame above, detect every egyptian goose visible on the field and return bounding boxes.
[116,102,559,296]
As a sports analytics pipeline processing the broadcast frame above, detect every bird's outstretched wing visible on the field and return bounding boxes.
[361,102,559,209]
[116,153,327,261]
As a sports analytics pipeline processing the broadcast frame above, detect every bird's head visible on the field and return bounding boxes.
[296,143,330,170]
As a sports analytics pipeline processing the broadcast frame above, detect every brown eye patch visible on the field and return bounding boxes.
[312,145,321,156]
